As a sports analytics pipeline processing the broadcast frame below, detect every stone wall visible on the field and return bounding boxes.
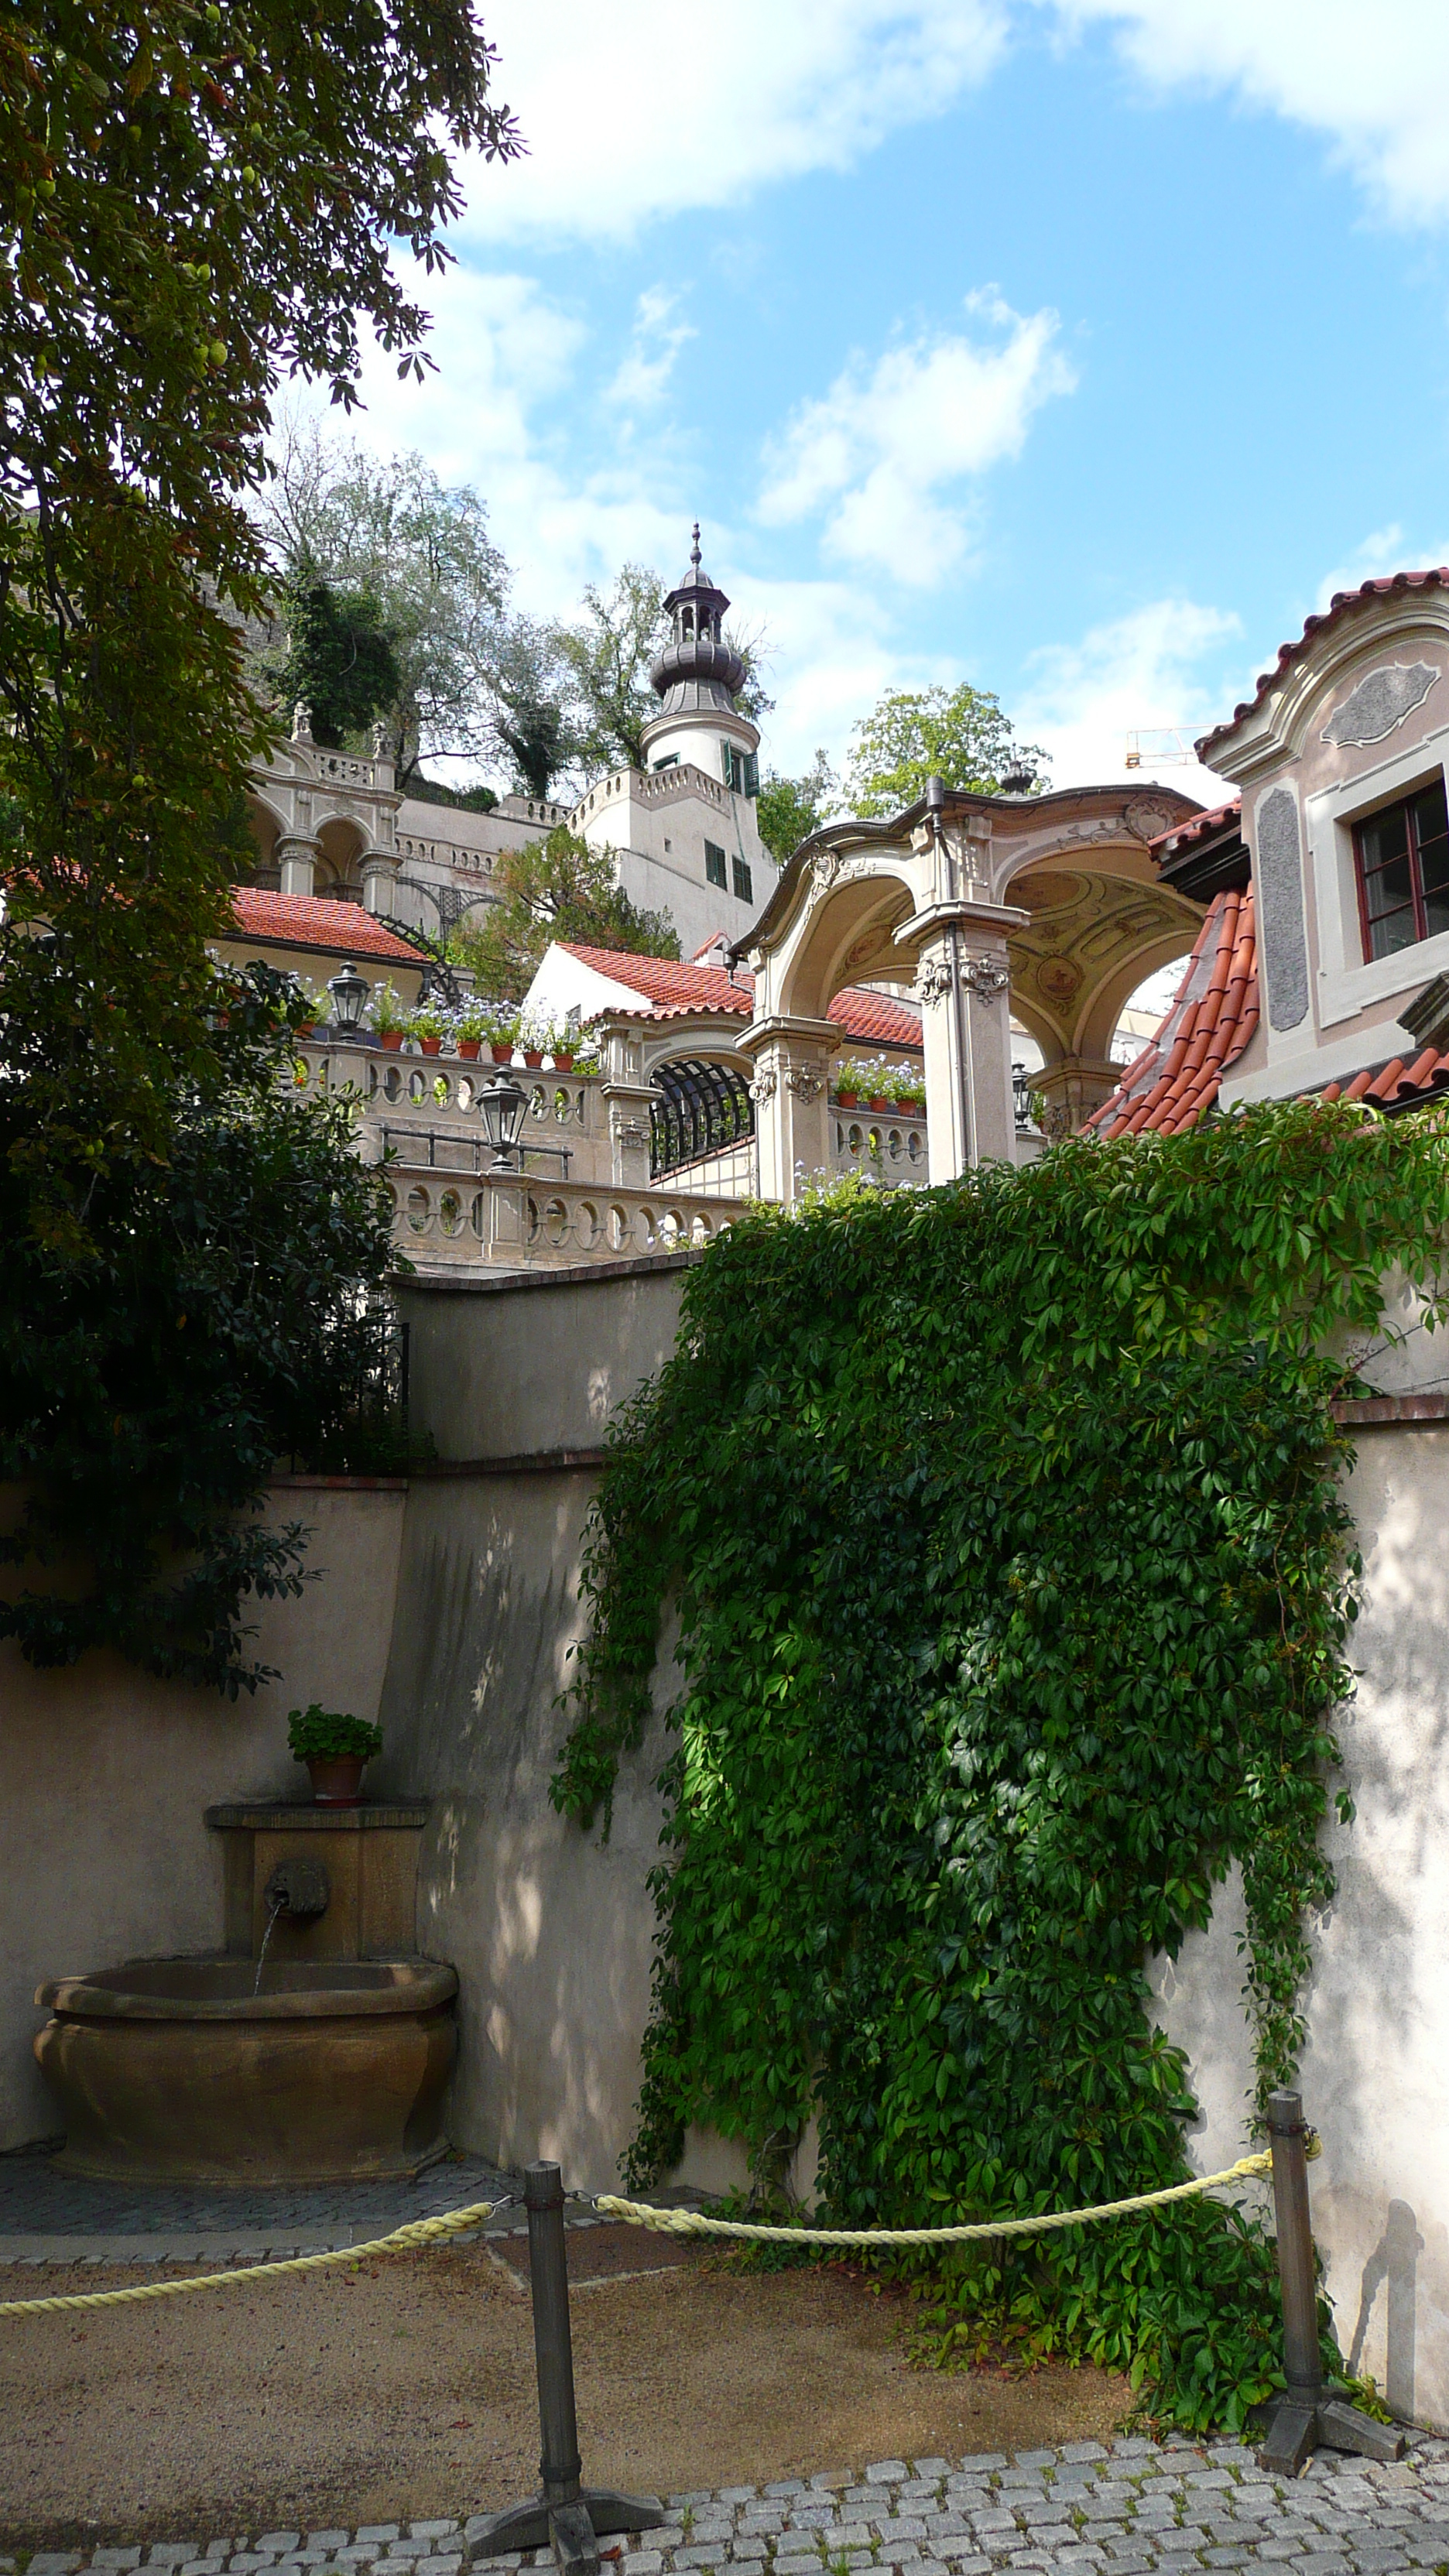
[0,1481,407,2149]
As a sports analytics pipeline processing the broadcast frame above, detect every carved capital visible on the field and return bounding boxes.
[913,956,954,1008]
[961,951,1011,1005]
[786,1066,824,1102]
[748,1066,778,1104]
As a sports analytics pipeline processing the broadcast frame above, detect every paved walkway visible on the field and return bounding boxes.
[8,2437,1449,2576]
[0,2149,519,2264]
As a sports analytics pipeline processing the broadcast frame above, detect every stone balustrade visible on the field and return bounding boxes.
[394,833,498,876]
[384,1160,742,1268]
[570,759,728,830]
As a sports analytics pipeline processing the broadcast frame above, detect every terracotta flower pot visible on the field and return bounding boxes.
[456,1040,481,1060]
[379,1032,404,1052]
[869,1094,892,1112]
[305,1753,367,1807]
[490,1043,516,1064]
[553,1052,574,1071]
[835,1089,859,1108]
[420,1036,443,1057]
[522,1050,543,1067]
[296,1020,317,1039]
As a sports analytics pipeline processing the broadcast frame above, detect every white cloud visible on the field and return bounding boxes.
[757,291,1077,585]
[1051,1,1449,227]
[1018,597,1242,800]
[466,0,1007,242]
[605,288,697,412]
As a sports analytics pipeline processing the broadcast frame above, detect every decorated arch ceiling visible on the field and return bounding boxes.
[1002,864,1203,1056]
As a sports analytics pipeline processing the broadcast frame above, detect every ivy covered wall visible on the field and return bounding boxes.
[553,1105,1449,2428]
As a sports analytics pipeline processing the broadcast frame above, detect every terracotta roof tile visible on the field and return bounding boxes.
[1088,889,1449,1136]
[1149,796,1242,857]
[1197,570,1449,762]
[226,886,420,966]
[557,942,923,1051]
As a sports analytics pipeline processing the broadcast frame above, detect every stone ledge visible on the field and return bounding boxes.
[1332,1392,1449,1427]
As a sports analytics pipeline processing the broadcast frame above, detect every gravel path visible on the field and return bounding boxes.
[6,2437,1449,2576]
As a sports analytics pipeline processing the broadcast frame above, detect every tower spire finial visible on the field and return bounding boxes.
[690,521,701,572]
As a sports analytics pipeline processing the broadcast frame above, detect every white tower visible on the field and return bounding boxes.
[639,526,761,795]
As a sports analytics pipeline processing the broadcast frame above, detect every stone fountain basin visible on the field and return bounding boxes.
[34,1958,458,2186]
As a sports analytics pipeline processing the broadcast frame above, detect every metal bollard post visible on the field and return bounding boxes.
[1256,2091,1405,2476]
[468,2162,666,2574]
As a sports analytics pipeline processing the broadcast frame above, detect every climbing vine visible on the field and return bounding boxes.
[552,1101,1449,2429]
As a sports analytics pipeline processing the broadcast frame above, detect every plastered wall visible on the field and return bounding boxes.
[0,1482,406,2148]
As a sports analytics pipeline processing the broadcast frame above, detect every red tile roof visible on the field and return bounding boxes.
[557,942,923,1051]
[1088,889,1449,1136]
[1149,797,1242,859]
[1086,888,1259,1138]
[225,886,421,967]
[1197,571,1449,762]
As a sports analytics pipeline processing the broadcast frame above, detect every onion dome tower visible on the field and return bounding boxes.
[639,524,760,789]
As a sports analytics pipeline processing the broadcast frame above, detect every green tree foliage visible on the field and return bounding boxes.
[555,564,773,781]
[450,823,680,1002]
[0,964,405,1694]
[255,424,512,787]
[755,751,840,865]
[551,1105,1449,2427]
[0,0,517,1256]
[266,578,400,749]
[845,685,1050,816]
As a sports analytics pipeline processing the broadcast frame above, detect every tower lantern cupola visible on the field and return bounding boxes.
[649,524,747,711]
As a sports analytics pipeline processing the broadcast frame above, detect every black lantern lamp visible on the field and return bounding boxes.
[478,1067,529,1166]
[1012,1060,1032,1129]
[327,958,370,1033]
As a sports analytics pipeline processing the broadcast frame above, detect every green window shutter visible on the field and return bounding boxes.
[704,840,728,889]
[732,855,753,903]
[743,752,759,799]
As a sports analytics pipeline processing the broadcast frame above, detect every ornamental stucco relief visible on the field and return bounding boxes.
[1321,662,1440,747]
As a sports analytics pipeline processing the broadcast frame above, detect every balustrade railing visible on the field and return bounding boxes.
[384,1163,742,1269]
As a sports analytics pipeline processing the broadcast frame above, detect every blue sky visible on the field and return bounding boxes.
[332,0,1449,808]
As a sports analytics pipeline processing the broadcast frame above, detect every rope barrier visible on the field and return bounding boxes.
[592,2152,1274,2247]
[0,2195,516,2319]
[0,2134,1301,2321]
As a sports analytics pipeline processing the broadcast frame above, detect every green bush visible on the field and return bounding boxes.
[551,1105,1449,2428]
[287,1703,383,1762]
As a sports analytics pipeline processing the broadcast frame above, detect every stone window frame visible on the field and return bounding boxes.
[1306,733,1449,1031]
[1352,776,1449,964]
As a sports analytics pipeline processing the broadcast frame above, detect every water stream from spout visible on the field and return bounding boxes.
[252,1895,286,1996]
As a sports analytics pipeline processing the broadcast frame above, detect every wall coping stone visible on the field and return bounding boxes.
[396,1249,702,1297]
[204,1803,430,1831]
[1332,1392,1449,1427]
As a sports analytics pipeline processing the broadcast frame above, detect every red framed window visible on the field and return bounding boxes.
[1354,776,1449,961]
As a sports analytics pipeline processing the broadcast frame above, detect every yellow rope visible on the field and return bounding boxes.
[594,2153,1273,2246]
[0,2195,513,2320]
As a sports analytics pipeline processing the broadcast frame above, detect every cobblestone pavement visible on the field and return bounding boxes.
[0,2150,519,2263]
[8,2437,1449,2576]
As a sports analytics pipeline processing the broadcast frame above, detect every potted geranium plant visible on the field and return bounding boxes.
[488,1006,520,1065]
[868,1060,894,1112]
[550,1020,577,1072]
[454,1002,488,1062]
[368,983,406,1051]
[833,1057,867,1108]
[287,1704,384,1807]
[518,1015,547,1068]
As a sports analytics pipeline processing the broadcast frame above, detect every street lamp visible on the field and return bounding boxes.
[478,1067,529,1166]
[1012,1061,1033,1130]
[327,959,370,1033]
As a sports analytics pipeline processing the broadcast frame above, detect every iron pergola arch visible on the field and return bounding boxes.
[649,1056,755,1180]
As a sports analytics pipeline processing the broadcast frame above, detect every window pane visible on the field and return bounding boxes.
[1362,848,1415,920]
[1359,803,1410,879]
[1368,903,1420,961]
[1413,779,1449,895]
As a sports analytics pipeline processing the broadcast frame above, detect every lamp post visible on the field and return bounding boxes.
[327,959,371,1034]
[478,1066,529,1166]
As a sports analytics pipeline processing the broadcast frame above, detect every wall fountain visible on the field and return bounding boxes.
[33,1796,457,2184]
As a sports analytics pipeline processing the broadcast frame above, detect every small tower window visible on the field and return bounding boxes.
[732,855,753,903]
[704,840,728,889]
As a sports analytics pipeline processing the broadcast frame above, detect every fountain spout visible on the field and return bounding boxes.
[262,1857,331,1922]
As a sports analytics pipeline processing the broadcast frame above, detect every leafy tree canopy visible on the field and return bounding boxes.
[450,824,680,1003]
[265,578,400,750]
[844,684,1050,817]
[254,423,512,790]
[0,963,407,1693]
[0,0,518,1255]
[755,750,841,865]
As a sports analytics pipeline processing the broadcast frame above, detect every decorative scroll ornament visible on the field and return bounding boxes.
[748,1066,778,1104]
[610,1115,649,1149]
[913,956,954,1008]
[1040,1102,1073,1142]
[811,850,843,896]
[786,1067,824,1102]
[961,951,1011,1005]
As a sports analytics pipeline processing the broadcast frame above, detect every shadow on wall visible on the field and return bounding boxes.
[374,1470,677,2194]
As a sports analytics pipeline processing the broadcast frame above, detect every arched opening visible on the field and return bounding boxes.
[650,1057,755,1179]
[314,817,365,903]
[242,794,283,889]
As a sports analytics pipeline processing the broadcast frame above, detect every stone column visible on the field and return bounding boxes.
[360,849,399,916]
[738,1016,838,1205]
[909,902,1023,1180]
[598,1019,654,1189]
[1033,1053,1121,1137]
[276,835,319,897]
